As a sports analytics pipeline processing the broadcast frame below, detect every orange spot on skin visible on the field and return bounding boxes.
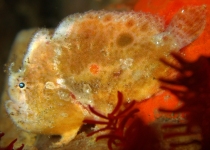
[89,64,99,75]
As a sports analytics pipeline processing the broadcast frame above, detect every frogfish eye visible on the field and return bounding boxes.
[19,82,25,88]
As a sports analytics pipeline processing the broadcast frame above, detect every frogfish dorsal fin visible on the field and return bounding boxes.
[166,5,206,49]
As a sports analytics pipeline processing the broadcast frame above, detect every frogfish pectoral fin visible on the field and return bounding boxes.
[49,126,81,148]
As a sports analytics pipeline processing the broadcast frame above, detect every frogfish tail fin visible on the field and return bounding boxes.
[166,5,206,49]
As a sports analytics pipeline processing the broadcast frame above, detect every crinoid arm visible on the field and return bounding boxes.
[83,91,139,150]
[0,132,24,150]
[159,53,210,149]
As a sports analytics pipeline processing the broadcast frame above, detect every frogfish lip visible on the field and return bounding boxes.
[5,99,19,116]
[7,84,17,103]
[5,97,29,118]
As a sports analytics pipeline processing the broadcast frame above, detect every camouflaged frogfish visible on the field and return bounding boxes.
[6,5,206,148]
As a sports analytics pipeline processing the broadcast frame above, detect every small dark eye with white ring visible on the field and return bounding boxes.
[19,82,25,88]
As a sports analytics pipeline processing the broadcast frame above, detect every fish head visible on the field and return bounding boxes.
[6,29,52,111]
[5,30,84,142]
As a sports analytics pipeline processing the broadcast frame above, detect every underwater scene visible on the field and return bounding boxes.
[1,0,210,149]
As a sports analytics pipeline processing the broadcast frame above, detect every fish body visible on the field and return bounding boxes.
[6,6,206,147]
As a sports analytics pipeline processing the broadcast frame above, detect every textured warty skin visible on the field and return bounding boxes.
[5,5,206,148]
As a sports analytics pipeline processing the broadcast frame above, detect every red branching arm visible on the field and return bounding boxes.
[0,132,24,150]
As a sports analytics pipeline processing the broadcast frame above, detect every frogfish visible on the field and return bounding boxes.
[5,5,206,148]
